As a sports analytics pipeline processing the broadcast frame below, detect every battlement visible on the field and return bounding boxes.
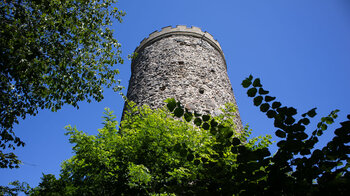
[134,25,224,58]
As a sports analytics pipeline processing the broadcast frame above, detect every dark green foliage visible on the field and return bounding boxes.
[253,96,263,106]
[28,101,272,195]
[27,76,349,195]
[252,78,262,87]
[242,75,350,195]
[0,0,125,168]
[247,87,257,97]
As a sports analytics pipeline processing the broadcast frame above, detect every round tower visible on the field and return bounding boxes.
[126,25,243,131]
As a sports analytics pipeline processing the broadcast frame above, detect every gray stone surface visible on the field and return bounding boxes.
[126,25,243,132]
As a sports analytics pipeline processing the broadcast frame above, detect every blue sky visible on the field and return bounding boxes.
[2,0,350,188]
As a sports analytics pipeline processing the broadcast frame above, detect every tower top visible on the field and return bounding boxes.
[134,25,225,64]
[126,25,243,131]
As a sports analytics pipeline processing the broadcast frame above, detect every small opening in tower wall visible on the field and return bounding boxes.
[159,86,166,91]
[199,88,204,94]
[178,61,184,65]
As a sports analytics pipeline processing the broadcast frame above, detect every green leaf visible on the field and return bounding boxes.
[187,153,194,161]
[307,108,317,118]
[285,116,295,125]
[166,98,177,112]
[277,140,286,148]
[272,102,281,109]
[226,130,234,138]
[242,78,252,88]
[266,110,276,118]
[231,147,238,153]
[253,96,263,106]
[300,148,311,155]
[184,112,193,122]
[247,88,258,97]
[317,130,323,136]
[202,115,210,122]
[296,132,308,140]
[232,138,241,146]
[202,123,210,130]
[258,88,269,95]
[210,119,218,127]
[300,118,310,125]
[325,117,334,124]
[210,127,218,135]
[194,159,200,165]
[174,143,181,152]
[260,103,270,112]
[194,118,202,126]
[275,130,286,138]
[194,112,202,117]
[174,107,184,117]
[286,107,297,116]
[252,78,262,87]
[265,96,276,102]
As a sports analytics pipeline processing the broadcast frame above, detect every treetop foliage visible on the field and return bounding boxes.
[0,0,125,168]
[18,100,270,195]
[14,76,348,195]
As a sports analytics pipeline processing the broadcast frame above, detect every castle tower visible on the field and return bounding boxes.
[126,25,243,131]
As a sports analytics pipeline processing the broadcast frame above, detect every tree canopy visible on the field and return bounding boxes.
[24,101,272,195]
[0,0,125,168]
[9,76,348,195]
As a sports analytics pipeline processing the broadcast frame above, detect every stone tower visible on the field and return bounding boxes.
[126,25,243,131]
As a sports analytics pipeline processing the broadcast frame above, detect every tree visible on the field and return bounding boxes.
[17,77,350,195]
[27,101,272,195]
[0,0,125,168]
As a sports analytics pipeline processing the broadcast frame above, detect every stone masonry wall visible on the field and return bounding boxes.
[126,26,243,132]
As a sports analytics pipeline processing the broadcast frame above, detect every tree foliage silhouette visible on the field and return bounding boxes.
[5,76,349,195]
[0,0,125,168]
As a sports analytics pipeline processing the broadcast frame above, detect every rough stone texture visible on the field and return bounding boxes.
[126,26,243,132]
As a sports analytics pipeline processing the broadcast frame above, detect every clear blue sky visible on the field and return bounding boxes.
[2,0,350,189]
